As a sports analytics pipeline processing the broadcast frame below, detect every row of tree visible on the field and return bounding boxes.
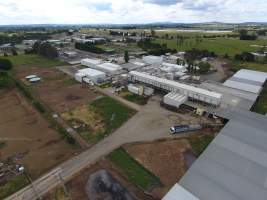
[75,42,105,54]
[30,41,58,58]
[137,39,177,56]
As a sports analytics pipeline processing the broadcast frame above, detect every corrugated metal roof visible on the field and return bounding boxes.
[233,69,267,84]
[176,109,267,200]
[223,80,262,94]
[230,76,263,86]
[163,184,199,200]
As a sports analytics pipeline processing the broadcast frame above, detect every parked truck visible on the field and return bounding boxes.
[170,124,202,134]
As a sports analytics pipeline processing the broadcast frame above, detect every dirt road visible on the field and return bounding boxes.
[5,96,206,200]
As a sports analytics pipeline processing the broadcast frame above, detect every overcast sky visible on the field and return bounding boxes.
[0,0,266,25]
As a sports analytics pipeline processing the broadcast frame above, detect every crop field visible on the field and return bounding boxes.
[0,89,79,179]
[155,37,267,57]
[62,96,136,143]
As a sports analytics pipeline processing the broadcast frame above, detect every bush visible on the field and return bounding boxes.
[0,59,13,71]
[56,125,76,144]
[0,72,14,89]
[14,80,33,100]
[32,100,46,113]
[198,62,211,74]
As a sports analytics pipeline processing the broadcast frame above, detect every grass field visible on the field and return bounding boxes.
[77,96,136,143]
[251,84,267,115]
[155,37,267,57]
[1,54,66,68]
[108,147,161,190]
[231,61,267,73]
[0,174,29,199]
[188,134,215,157]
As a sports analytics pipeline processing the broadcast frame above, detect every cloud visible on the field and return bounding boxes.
[144,0,180,6]
[0,0,266,25]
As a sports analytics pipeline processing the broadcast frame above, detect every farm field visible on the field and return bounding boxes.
[155,37,267,57]
[0,89,80,179]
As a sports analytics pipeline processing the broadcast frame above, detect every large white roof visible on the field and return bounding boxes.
[162,62,186,69]
[78,68,105,77]
[233,69,267,84]
[97,62,122,72]
[81,58,102,65]
[130,71,222,99]
[223,80,262,94]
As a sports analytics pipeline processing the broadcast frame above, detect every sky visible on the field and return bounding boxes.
[0,0,267,25]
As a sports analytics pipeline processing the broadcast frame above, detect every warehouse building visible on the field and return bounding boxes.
[96,62,122,73]
[81,58,103,68]
[75,68,106,84]
[163,109,267,200]
[223,69,267,94]
[129,71,222,106]
[143,55,164,64]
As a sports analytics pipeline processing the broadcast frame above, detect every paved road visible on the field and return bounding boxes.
[6,96,206,200]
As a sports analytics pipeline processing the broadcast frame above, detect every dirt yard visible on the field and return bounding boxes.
[14,66,102,114]
[0,89,80,179]
[43,159,155,200]
[35,84,101,114]
[124,139,194,199]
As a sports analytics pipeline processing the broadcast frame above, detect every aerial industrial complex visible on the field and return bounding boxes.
[1,25,267,200]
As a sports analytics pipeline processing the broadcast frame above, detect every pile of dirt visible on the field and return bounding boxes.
[85,170,136,200]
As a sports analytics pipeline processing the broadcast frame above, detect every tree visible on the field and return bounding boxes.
[150,29,156,37]
[239,29,257,40]
[124,50,129,63]
[11,49,18,56]
[0,59,13,71]
[4,53,8,57]
[198,62,211,74]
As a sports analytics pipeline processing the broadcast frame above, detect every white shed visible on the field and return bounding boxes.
[81,58,103,68]
[75,68,106,84]
[143,56,163,64]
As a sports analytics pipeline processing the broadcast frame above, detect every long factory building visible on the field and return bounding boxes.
[129,71,223,106]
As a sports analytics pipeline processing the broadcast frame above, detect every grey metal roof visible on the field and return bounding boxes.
[230,76,263,86]
[223,80,262,94]
[178,109,267,200]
